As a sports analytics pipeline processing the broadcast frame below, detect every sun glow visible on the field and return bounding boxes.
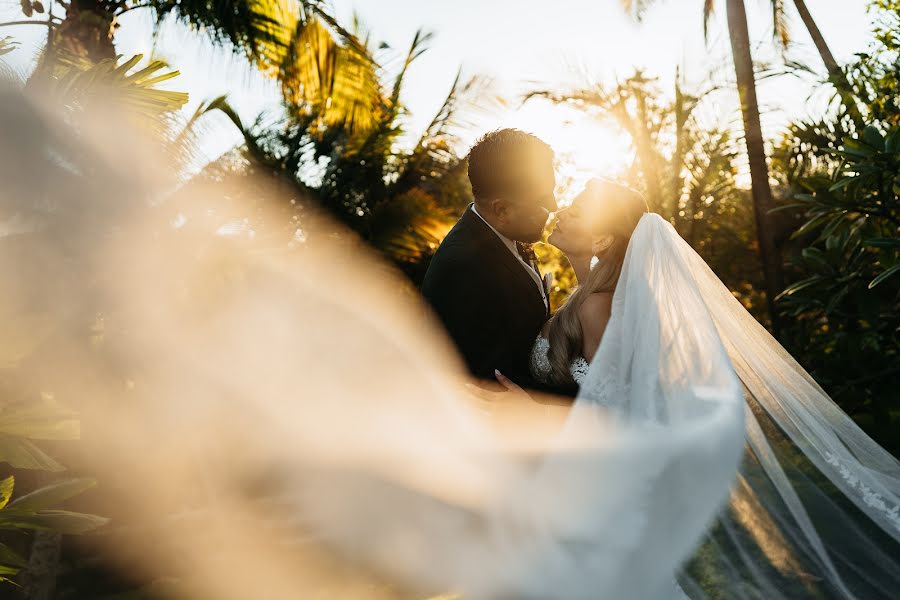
[492,100,634,204]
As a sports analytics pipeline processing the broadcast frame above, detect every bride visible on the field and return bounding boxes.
[529,180,647,389]
[518,179,900,598]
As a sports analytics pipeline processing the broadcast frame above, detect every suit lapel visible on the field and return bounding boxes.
[460,206,547,314]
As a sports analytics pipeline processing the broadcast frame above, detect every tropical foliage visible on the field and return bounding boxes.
[194,28,485,281]
[5,0,382,135]
[770,1,900,452]
[0,396,105,586]
[777,128,899,450]
[0,0,898,594]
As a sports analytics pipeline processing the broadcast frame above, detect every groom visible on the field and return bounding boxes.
[422,129,557,390]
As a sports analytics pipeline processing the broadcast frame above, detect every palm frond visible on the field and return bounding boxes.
[389,29,433,109]
[150,0,292,63]
[399,69,471,188]
[201,95,275,165]
[367,188,453,264]
[41,53,188,120]
[306,3,373,63]
[168,94,241,176]
[0,36,18,57]
[0,35,20,83]
[279,16,384,135]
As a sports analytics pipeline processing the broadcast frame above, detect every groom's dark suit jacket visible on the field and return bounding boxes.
[422,206,550,389]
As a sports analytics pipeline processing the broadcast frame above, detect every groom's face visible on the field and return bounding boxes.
[492,160,557,243]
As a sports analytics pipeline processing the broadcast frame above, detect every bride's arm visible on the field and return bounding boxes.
[577,292,613,362]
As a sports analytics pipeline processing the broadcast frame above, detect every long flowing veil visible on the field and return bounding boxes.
[268,213,748,599]
[603,215,900,598]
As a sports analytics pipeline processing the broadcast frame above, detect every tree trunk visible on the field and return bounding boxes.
[52,0,116,63]
[726,0,784,336]
[792,0,865,125]
[793,0,840,74]
[628,92,665,216]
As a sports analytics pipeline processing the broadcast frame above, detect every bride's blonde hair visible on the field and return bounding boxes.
[545,182,648,387]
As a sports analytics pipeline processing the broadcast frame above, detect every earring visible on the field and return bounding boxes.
[593,235,615,255]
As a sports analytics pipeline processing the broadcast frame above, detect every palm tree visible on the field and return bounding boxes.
[771,0,863,125]
[2,0,382,134]
[622,0,785,335]
[193,28,486,277]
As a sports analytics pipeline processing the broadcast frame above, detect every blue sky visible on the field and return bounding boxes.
[1,1,873,194]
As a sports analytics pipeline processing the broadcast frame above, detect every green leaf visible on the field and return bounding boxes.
[768,202,809,213]
[863,238,900,249]
[9,478,97,511]
[868,264,900,289]
[0,508,108,534]
[0,435,65,471]
[776,276,823,300]
[825,286,849,314]
[862,125,885,151]
[802,246,831,264]
[820,214,846,240]
[825,233,843,251]
[0,562,20,581]
[840,138,874,158]
[828,177,855,192]
[791,213,831,239]
[0,542,27,568]
[885,127,900,154]
[0,477,13,510]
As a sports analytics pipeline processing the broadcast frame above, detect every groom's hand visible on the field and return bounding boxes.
[464,371,570,439]
[464,370,535,407]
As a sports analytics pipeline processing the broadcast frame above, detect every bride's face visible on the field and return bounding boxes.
[547,197,597,257]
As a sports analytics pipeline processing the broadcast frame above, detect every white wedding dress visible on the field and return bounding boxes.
[528,214,900,598]
[529,335,590,385]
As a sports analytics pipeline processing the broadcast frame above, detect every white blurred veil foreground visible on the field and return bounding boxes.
[1,80,748,600]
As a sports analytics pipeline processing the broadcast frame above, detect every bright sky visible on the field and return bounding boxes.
[1,0,873,196]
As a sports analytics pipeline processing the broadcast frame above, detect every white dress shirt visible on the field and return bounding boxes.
[471,205,549,310]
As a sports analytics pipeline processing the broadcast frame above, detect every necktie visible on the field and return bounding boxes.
[516,241,537,265]
[517,241,549,314]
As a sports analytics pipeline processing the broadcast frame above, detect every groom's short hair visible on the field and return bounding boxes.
[466,129,554,202]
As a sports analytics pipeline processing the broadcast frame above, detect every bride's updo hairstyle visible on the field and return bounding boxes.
[546,180,648,387]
